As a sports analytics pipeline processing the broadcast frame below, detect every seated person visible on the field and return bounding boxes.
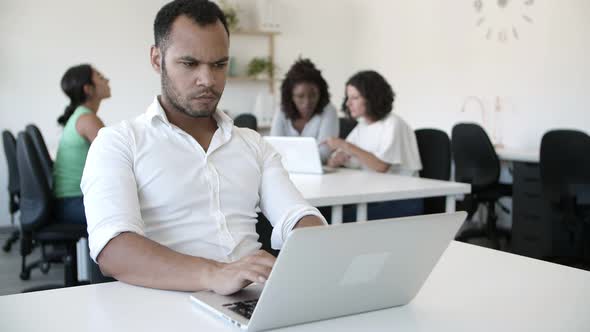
[270,58,338,163]
[53,64,109,224]
[81,0,326,295]
[324,70,423,221]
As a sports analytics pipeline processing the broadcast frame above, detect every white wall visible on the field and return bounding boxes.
[0,0,169,227]
[218,0,365,122]
[1,0,589,227]
[358,0,590,148]
[0,0,365,227]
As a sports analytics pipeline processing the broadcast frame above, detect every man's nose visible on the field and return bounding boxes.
[196,65,215,87]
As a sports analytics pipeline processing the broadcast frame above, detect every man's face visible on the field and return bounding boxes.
[156,16,229,118]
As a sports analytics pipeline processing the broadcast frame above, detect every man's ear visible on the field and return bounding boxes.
[150,45,162,74]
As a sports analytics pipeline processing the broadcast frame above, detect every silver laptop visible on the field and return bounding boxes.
[190,212,466,331]
[263,136,333,174]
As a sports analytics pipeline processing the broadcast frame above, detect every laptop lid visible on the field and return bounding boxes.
[191,212,466,331]
[263,136,324,174]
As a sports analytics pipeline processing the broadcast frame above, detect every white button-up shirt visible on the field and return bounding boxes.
[81,97,325,263]
[344,112,422,176]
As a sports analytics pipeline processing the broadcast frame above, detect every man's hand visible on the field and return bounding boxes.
[209,250,276,295]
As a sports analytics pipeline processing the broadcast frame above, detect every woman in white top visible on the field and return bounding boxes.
[270,58,338,163]
[324,70,423,221]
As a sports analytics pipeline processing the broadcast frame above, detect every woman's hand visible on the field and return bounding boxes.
[323,137,348,151]
[327,150,350,168]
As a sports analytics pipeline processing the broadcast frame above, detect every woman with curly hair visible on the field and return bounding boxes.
[324,70,423,220]
[270,58,338,163]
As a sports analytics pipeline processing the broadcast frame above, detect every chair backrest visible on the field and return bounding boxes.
[234,113,258,131]
[338,117,357,139]
[415,129,451,181]
[540,130,590,204]
[25,124,53,188]
[451,123,500,189]
[3,130,19,195]
[415,129,451,214]
[16,132,52,232]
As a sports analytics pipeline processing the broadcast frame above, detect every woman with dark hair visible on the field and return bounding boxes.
[53,64,110,224]
[324,70,423,220]
[270,58,338,163]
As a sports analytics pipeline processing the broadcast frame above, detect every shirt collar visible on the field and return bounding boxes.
[146,96,235,139]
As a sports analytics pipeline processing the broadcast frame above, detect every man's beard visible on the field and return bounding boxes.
[161,63,221,118]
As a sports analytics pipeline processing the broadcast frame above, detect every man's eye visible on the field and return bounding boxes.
[182,62,195,67]
[214,62,228,69]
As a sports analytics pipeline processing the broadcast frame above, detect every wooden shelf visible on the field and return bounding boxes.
[229,29,279,93]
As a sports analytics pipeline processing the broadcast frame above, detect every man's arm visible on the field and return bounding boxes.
[98,232,276,295]
[293,215,325,229]
[83,127,275,295]
[258,135,328,249]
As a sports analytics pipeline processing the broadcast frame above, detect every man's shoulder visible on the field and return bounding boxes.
[232,125,262,140]
[231,126,272,155]
[94,114,149,147]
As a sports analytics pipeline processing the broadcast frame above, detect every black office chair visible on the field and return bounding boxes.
[452,123,512,249]
[415,129,451,214]
[256,213,279,257]
[2,130,20,253]
[234,113,258,131]
[16,132,87,290]
[25,124,53,188]
[338,117,357,139]
[540,130,590,268]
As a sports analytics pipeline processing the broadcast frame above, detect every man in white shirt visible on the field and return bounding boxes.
[81,0,326,295]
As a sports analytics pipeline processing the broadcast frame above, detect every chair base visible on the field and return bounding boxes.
[20,245,66,280]
[456,226,511,250]
[456,199,511,250]
[2,229,19,252]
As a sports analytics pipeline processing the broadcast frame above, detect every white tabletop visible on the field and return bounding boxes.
[290,169,470,207]
[496,147,539,163]
[2,241,588,332]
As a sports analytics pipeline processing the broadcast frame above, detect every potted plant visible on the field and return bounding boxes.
[219,0,239,31]
[246,57,274,80]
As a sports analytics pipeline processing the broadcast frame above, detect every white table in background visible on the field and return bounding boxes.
[2,241,588,332]
[496,147,539,163]
[290,169,471,223]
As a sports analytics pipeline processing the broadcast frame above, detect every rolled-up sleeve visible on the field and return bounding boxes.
[81,125,145,262]
[257,138,327,249]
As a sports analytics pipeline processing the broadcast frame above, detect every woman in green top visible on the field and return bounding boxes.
[53,64,110,224]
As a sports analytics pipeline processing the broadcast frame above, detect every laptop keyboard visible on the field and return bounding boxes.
[223,299,258,319]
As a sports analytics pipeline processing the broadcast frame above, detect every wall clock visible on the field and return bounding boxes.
[473,0,536,43]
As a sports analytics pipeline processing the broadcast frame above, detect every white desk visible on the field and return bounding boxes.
[496,147,539,163]
[2,241,588,332]
[291,169,471,223]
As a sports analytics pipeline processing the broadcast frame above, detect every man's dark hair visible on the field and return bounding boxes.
[154,0,229,52]
[342,70,395,122]
[280,58,330,121]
